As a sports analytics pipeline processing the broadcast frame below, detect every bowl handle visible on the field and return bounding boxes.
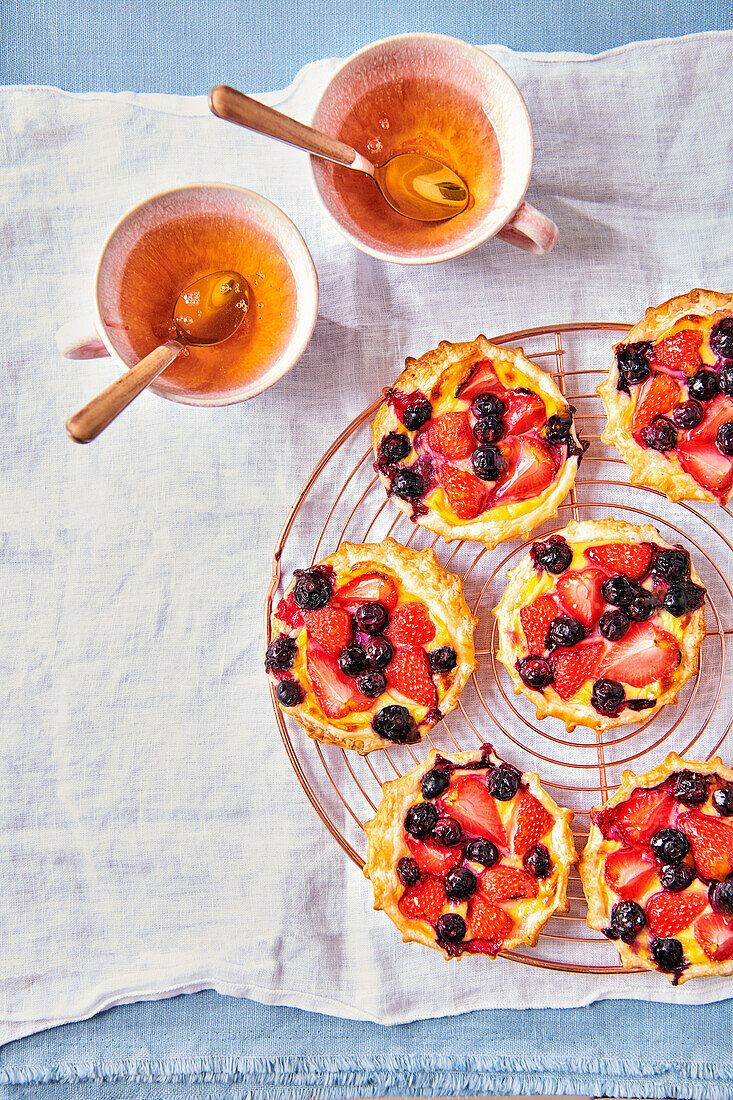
[56,316,110,360]
[496,201,559,255]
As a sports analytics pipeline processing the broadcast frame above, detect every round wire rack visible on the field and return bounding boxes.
[265,322,733,974]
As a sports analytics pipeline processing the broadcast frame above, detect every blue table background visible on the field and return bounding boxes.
[2,2,732,1096]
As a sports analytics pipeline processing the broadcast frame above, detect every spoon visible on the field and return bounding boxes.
[208,84,469,223]
[66,270,249,443]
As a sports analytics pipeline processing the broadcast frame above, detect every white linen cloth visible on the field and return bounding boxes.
[2,31,733,1042]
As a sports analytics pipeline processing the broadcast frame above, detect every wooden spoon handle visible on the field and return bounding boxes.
[209,84,359,168]
[66,341,183,443]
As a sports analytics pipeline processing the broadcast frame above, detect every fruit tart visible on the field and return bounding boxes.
[599,288,733,503]
[494,518,706,732]
[266,538,477,754]
[372,337,587,549]
[581,753,733,983]
[364,744,576,958]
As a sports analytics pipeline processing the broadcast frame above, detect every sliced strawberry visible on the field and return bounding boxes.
[502,389,547,435]
[603,847,658,900]
[385,601,436,646]
[307,647,372,719]
[599,621,680,688]
[335,572,398,612]
[466,894,513,944]
[678,810,733,880]
[480,865,539,901]
[611,788,675,846]
[438,774,507,847]
[303,606,352,656]
[584,542,652,579]
[385,645,437,708]
[632,372,681,431]
[646,890,707,936]
[274,593,305,629]
[456,359,501,402]
[493,436,556,505]
[424,411,475,459]
[649,328,703,376]
[512,788,554,856]
[556,569,606,628]
[398,873,446,922]
[695,910,733,961]
[405,834,463,877]
[437,463,487,521]
[677,394,733,495]
[519,594,558,654]
[550,640,604,700]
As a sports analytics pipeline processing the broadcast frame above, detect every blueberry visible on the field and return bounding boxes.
[717,421,733,456]
[524,843,552,879]
[610,899,646,943]
[372,704,418,743]
[517,656,554,690]
[473,416,504,444]
[436,912,466,944]
[591,679,626,717]
[601,575,637,607]
[421,768,450,800]
[663,583,705,617]
[444,866,477,899]
[616,342,652,386]
[391,467,424,499]
[719,363,733,395]
[432,817,463,846]
[545,616,585,648]
[405,802,439,839]
[688,369,720,402]
[355,602,388,634]
[397,857,420,886]
[488,763,521,801]
[650,828,691,863]
[471,444,505,481]
[545,411,573,444]
[378,431,411,470]
[709,880,733,920]
[599,609,630,641]
[531,536,573,574]
[293,570,332,610]
[710,318,733,359]
[357,670,387,697]
[464,838,499,867]
[659,863,695,892]
[276,680,305,706]
[713,784,733,816]
[364,636,393,669]
[627,590,659,622]
[651,548,690,583]
[403,398,432,431]
[650,937,684,971]
[641,416,677,452]
[672,400,704,430]
[673,770,709,806]
[471,393,506,418]
[265,635,297,671]
[338,645,368,677]
[627,698,657,711]
[428,646,457,674]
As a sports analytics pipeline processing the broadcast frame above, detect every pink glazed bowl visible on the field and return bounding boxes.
[310,34,557,265]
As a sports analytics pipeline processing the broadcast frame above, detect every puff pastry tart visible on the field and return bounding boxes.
[266,538,477,754]
[581,753,733,984]
[599,288,733,503]
[371,337,587,549]
[494,518,706,732]
[364,744,576,958]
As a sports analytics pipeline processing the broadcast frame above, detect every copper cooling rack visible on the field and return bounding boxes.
[265,322,733,975]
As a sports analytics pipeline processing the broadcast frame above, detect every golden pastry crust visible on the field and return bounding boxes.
[580,753,733,983]
[599,288,733,504]
[372,336,582,549]
[494,518,706,732]
[269,537,478,754]
[364,746,577,959]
